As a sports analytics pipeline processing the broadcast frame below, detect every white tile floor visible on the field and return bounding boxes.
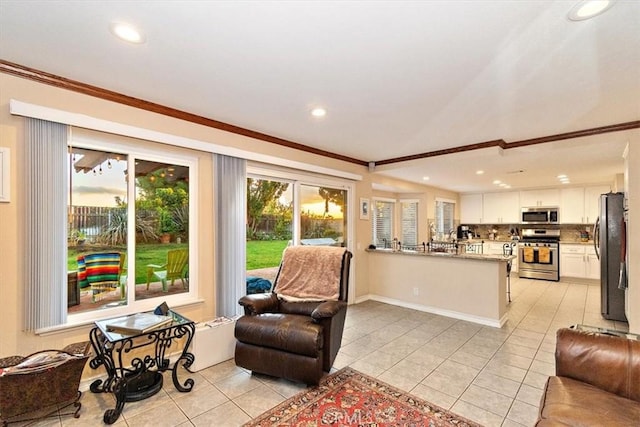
[22,276,629,427]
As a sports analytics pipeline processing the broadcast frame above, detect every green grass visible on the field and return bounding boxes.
[246,240,289,270]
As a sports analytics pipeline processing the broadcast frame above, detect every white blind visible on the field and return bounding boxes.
[401,201,418,246]
[436,200,455,237]
[24,118,68,330]
[372,200,394,247]
[214,154,247,317]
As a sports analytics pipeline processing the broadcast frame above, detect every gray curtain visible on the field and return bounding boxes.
[24,118,68,330]
[214,154,247,317]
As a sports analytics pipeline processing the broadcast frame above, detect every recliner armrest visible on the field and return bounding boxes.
[311,300,347,320]
[238,293,279,315]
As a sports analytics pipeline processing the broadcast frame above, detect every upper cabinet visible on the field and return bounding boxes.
[560,185,611,224]
[560,187,585,223]
[460,185,611,224]
[460,194,483,224]
[483,192,520,224]
[519,189,560,207]
[584,185,611,223]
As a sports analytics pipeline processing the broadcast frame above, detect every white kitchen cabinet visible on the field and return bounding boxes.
[520,189,560,208]
[560,187,585,223]
[560,244,600,279]
[584,185,610,224]
[483,192,519,224]
[585,246,600,280]
[460,193,483,224]
[560,185,611,224]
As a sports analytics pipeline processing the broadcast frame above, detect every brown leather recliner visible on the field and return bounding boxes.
[234,246,352,385]
[536,327,640,426]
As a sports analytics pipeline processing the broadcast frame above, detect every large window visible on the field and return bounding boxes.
[435,198,455,240]
[400,200,419,246]
[372,198,395,247]
[300,184,347,247]
[246,177,293,280]
[67,141,196,321]
[246,169,351,289]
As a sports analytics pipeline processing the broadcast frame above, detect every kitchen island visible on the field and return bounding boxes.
[366,249,513,327]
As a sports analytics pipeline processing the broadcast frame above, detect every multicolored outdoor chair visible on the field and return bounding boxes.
[146,249,189,291]
[77,252,123,302]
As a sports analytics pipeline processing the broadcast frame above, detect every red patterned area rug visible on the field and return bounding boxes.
[244,367,482,427]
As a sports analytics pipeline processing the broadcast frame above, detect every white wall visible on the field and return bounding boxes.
[625,134,640,333]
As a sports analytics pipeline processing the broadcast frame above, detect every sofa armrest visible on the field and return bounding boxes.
[555,327,640,402]
[311,300,347,320]
[238,293,279,315]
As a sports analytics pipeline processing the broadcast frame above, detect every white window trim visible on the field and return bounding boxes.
[44,134,200,329]
[248,164,356,302]
[400,199,419,246]
[435,197,456,204]
[372,197,396,247]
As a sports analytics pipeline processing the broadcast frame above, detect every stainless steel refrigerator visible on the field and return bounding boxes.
[594,192,627,322]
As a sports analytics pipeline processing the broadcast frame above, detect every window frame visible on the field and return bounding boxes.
[247,164,355,301]
[400,199,419,246]
[434,197,456,240]
[372,197,396,247]
[65,135,199,326]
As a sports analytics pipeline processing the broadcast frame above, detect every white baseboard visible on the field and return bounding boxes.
[352,293,506,328]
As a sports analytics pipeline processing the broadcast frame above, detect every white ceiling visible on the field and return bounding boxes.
[1,1,639,192]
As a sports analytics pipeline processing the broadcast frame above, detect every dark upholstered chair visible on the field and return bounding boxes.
[234,246,352,385]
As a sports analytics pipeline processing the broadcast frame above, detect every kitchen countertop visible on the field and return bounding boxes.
[560,240,595,245]
[367,248,515,262]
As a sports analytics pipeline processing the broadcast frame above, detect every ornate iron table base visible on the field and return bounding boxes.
[89,311,195,424]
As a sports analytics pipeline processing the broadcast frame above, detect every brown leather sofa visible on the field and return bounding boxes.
[536,327,640,426]
[235,247,352,385]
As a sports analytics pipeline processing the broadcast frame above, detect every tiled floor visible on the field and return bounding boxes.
[23,276,628,427]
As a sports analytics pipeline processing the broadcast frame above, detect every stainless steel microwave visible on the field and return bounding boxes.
[521,207,559,224]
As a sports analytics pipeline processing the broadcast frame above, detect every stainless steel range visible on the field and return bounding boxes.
[518,228,560,281]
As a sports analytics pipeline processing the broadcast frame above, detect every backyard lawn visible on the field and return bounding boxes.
[246,240,288,270]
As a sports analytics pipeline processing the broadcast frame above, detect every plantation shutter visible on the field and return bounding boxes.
[372,200,394,247]
[401,200,418,246]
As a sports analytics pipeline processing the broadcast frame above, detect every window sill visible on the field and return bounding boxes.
[35,297,205,336]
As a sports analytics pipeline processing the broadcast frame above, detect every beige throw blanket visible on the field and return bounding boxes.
[275,246,346,302]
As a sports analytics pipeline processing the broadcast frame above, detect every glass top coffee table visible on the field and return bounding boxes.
[89,310,195,424]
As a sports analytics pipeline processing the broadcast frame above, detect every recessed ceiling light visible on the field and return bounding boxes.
[504,185,512,189]
[557,174,567,179]
[476,170,484,175]
[110,22,145,44]
[499,183,508,187]
[561,180,571,184]
[310,107,327,118]
[568,0,615,21]
[493,180,501,185]
[422,176,430,181]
